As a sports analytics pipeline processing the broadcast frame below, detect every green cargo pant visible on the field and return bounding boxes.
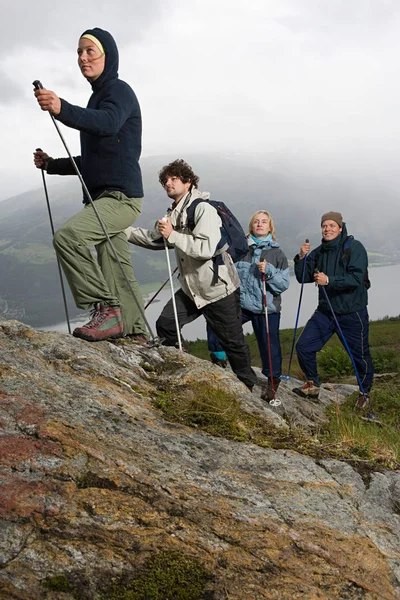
[53,191,146,336]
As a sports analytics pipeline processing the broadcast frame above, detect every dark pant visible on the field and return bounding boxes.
[295,308,374,392]
[156,289,257,389]
[207,309,282,379]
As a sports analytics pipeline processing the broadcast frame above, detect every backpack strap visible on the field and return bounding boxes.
[341,235,354,263]
[341,235,371,289]
[186,198,206,231]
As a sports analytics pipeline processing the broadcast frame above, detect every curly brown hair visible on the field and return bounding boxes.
[158,159,199,189]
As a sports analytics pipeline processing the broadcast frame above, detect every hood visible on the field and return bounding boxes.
[320,222,348,251]
[190,188,210,202]
[80,27,119,90]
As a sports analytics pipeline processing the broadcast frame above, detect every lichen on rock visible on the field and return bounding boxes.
[0,320,399,600]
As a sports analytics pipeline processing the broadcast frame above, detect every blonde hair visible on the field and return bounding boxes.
[248,211,276,240]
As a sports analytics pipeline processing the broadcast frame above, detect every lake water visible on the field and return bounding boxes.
[43,263,400,340]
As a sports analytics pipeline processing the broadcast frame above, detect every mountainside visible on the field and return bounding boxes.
[1,319,399,599]
[1,154,399,327]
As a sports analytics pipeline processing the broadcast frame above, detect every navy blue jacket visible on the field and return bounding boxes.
[47,27,143,201]
[294,223,369,315]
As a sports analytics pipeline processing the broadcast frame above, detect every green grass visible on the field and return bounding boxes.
[182,318,400,470]
[150,371,400,470]
[321,380,400,469]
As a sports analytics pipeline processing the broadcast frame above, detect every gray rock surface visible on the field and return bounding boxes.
[0,320,399,599]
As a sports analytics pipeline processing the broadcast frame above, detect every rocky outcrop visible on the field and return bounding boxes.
[0,320,399,600]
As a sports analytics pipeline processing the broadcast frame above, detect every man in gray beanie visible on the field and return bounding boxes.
[291,212,375,420]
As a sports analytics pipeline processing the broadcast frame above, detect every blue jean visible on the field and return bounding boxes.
[295,308,374,392]
[207,309,282,378]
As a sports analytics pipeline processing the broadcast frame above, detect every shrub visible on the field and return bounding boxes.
[317,346,352,379]
[371,348,400,374]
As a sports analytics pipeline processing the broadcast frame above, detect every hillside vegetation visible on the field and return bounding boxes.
[187,317,400,466]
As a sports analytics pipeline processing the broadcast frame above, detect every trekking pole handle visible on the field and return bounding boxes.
[33,80,44,90]
[35,147,48,171]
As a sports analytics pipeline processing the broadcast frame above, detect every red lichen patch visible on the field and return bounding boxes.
[14,403,46,427]
[0,435,63,468]
[0,474,63,519]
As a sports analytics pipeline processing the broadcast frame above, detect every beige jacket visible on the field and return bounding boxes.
[125,189,239,309]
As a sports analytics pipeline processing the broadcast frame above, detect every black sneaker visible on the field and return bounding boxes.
[210,353,228,368]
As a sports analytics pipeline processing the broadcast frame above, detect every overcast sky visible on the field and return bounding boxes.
[1,0,400,201]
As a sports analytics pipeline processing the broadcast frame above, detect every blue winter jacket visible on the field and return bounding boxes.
[47,27,143,202]
[236,237,290,314]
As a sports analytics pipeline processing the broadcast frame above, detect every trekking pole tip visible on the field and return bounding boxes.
[32,80,43,90]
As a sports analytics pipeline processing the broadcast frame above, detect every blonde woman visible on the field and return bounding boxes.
[208,211,290,401]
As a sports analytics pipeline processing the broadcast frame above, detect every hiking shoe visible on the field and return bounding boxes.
[261,377,281,401]
[354,393,370,411]
[292,380,320,399]
[73,303,123,342]
[210,353,228,368]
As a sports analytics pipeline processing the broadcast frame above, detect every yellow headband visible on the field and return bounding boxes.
[80,34,104,54]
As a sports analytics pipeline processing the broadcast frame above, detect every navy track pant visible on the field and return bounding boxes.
[295,308,374,392]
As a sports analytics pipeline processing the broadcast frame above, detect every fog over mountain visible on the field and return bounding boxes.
[0,153,399,328]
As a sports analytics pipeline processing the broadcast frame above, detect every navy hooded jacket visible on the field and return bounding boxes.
[293,223,369,315]
[47,27,143,201]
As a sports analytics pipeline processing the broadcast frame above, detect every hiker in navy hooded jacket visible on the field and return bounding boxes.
[33,28,146,343]
[292,211,374,409]
[207,210,290,401]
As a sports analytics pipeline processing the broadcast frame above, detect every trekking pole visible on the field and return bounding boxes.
[282,239,309,380]
[36,148,72,334]
[262,269,280,407]
[162,218,182,351]
[145,267,178,310]
[33,80,156,342]
[317,276,368,403]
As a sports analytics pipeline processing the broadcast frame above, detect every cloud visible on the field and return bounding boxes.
[1,0,400,202]
[0,0,170,52]
[0,67,25,103]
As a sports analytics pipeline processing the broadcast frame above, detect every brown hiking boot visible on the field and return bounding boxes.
[354,393,370,411]
[73,303,123,342]
[261,377,281,401]
[292,380,320,399]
